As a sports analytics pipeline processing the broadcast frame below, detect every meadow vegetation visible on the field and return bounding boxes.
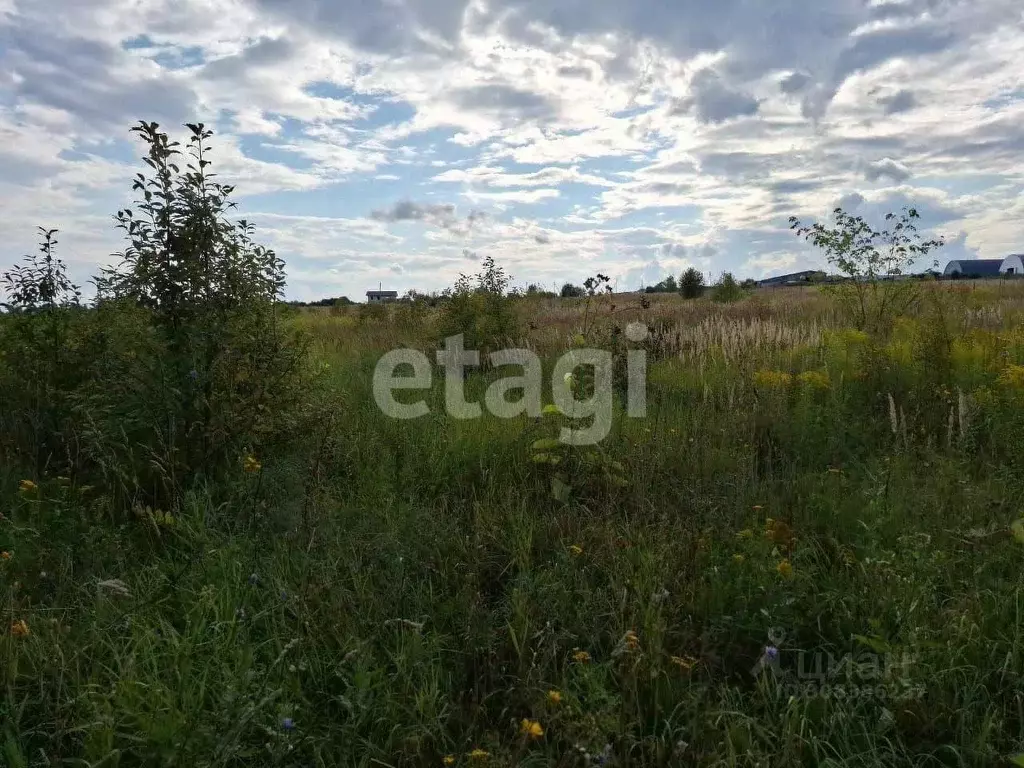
[3,122,1024,767]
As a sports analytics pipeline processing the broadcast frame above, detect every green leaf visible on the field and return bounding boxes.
[852,634,890,654]
[530,453,561,466]
[550,476,572,503]
[1008,755,1024,767]
[531,438,563,452]
[1011,519,1024,545]
[541,404,563,417]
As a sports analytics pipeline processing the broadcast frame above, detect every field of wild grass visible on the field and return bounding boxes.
[4,122,1024,767]
[5,279,1024,767]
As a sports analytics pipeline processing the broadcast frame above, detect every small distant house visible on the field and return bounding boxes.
[942,260,1003,278]
[756,270,822,288]
[1000,254,1024,275]
[366,290,399,303]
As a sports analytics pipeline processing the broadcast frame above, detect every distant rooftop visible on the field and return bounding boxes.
[366,290,399,303]
[757,270,822,286]
[943,259,1003,277]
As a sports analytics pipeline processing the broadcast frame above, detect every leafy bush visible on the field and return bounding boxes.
[357,301,388,322]
[710,271,745,303]
[644,274,677,294]
[0,229,91,475]
[437,254,519,354]
[1,121,311,513]
[393,293,433,330]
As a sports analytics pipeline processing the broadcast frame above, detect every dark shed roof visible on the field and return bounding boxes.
[944,260,1003,277]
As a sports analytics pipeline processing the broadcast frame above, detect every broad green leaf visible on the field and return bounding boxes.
[531,438,563,452]
[550,476,572,503]
[541,404,563,417]
[852,634,890,654]
[1011,519,1024,545]
[530,453,561,466]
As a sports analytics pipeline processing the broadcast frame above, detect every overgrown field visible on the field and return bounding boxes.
[3,123,1024,768]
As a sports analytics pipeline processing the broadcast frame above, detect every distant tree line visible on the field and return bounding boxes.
[286,296,355,308]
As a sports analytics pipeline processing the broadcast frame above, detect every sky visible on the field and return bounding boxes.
[1,0,1022,301]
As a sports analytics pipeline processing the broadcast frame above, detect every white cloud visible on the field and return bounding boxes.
[0,0,1023,301]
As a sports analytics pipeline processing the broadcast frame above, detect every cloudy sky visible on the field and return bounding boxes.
[1,0,1022,300]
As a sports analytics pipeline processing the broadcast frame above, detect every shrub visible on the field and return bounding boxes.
[0,229,90,475]
[437,255,519,354]
[711,272,745,303]
[358,301,388,322]
[393,293,432,330]
[1,121,312,512]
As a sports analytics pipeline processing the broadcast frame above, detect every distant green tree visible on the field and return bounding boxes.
[679,267,705,299]
[644,274,679,294]
[560,282,584,298]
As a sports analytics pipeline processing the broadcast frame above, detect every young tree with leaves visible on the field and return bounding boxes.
[790,206,944,332]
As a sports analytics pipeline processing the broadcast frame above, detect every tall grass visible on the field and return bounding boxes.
[4,279,1024,766]
[3,122,1024,765]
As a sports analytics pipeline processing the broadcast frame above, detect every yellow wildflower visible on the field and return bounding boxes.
[776,559,794,579]
[766,519,795,547]
[837,328,870,346]
[732,553,745,564]
[569,544,583,556]
[997,365,1024,389]
[18,479,37,494]
[547,689,562,704]
[572,648,591,663]
[520,719,544,738]
[753,370,793,389]
[468,748,489,760]
[670,655,698,671]
[798,370,831,390]
[736,529,754,540]
[242,454,262,474]
[623,629,640,652]
[11,619,30,638]
[443,757,456,766]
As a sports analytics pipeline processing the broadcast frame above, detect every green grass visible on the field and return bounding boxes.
[3,289,1024,767]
